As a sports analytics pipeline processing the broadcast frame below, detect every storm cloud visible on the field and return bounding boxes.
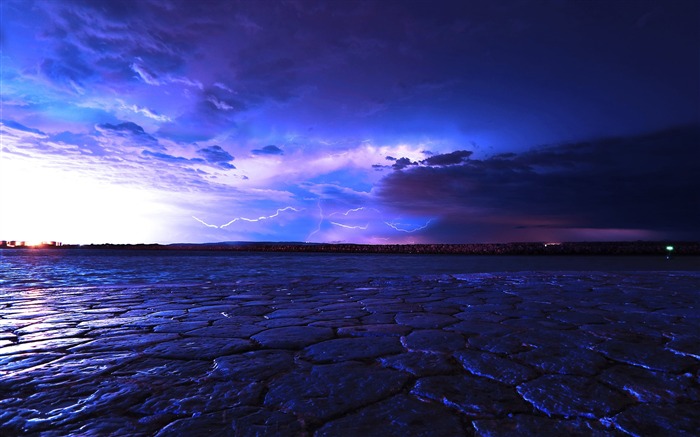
[421,150,473,167]
[196,145,235,169]
[378,125,700,240]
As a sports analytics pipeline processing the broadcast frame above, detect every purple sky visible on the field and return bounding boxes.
[1,0,698,244]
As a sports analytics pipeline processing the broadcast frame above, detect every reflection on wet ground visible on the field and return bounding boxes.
[1,272,699,435]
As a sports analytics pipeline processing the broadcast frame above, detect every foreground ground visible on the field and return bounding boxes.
[1,272,698,436]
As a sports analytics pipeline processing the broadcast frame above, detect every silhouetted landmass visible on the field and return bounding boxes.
[5,241,697,255]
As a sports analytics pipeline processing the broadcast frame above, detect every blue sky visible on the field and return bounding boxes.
[1,0,698,244]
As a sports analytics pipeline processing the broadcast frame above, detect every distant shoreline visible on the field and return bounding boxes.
[3,241,698,256]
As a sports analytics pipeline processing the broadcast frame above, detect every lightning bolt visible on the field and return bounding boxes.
[192,216,220,228]
[327,206,380,218]
[306,200,324,241]
[326,206,433,234]
[201,203,433,239]
[329,222,369,230]
[220,207,303,228]
[194,207,303,229]
[384,219,433,233]
[327,206,377,230]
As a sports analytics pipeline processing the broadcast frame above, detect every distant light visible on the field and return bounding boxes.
[666,245,674,252]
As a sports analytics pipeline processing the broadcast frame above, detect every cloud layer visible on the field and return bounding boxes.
[1,0,698,243]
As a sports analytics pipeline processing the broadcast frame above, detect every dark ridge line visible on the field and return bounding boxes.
[4,241,699,255]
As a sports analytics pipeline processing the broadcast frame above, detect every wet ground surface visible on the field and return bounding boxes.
[1,271,699,436]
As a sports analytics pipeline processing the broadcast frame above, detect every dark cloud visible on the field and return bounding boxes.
[95,121,161,148]
[38,47,93,91]
[14,0,699,149]
[389,150,472,171]
[251,145,284,156]
[421,150,472,166]
[196,145,235,169]
[97,121,148,136]
[378,125,700,239]
[2,120,46,136]
[142,150,201,165]
[492,152,516,160]
[392,157,417,170]
[3,0,208,129]
[315,184,368,202]
[141,146,236,170]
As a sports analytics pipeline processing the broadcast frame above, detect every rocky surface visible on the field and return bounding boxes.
[1,271,698,435]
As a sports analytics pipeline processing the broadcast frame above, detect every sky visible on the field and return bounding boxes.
[1,0,698,245]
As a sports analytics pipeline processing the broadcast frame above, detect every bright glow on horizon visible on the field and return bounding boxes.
[0,158,164,244]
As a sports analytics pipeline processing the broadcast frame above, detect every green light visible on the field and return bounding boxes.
[666,245,674,252]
